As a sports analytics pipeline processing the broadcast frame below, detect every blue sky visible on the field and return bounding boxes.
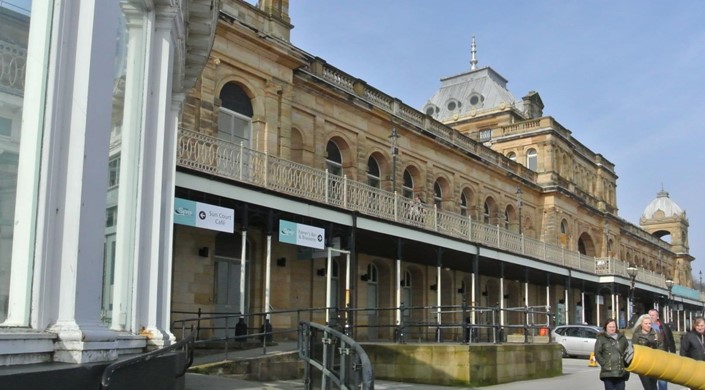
[283,1,705,283]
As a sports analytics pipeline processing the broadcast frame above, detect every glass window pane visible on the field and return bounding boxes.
[0,1,31,323]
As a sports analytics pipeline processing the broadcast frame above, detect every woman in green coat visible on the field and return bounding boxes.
[594,318,630,390]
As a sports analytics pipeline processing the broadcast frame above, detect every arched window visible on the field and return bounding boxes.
[483,201,491,224]
[504,208,510,230]
[367,156,380,188]
[218,83,252,146]
[326,140,342,176]
[526,148,537,171]
[507,152,516,162]
[402,169,414,199]
[433,181,442,208]
[460,193,468,216]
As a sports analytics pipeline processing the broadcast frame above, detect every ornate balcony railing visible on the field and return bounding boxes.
[177,129,675,293]
[0,40,26,94]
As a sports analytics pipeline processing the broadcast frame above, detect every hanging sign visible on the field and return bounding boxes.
[279,219,325,249]
[174,197,234,233]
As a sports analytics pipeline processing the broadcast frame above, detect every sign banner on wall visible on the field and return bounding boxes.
[174,197,234,233]
[279,219,325,249]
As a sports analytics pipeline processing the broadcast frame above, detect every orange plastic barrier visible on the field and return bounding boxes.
[627,345,705,390]
[539,328,548,336]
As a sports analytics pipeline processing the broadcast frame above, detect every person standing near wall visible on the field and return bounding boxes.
[594,318,630,390]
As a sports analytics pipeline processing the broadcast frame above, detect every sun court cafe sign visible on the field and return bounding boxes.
[174,197,234,233]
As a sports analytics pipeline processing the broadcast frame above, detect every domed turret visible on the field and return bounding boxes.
[642,190,684,219]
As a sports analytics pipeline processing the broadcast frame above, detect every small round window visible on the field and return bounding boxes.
[447,101,456,111]
[469,93,484,106]
[426,107,435,115]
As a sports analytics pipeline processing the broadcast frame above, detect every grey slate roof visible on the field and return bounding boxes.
[423,66,523,122]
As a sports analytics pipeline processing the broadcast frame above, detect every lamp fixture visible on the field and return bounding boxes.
[198,247,209,257]
[316,268,326,277]
[430,284,437,291]
[360,273,370,282]
[276,257,287,267]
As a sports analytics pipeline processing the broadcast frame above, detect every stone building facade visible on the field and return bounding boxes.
[170,0,700,340]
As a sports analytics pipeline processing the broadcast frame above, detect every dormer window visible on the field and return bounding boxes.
[446,99,461,111]
[424,104,439,116]
[468,93,484,107]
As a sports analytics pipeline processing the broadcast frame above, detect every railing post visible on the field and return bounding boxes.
[468,215,472,241]
[434,204,438,231]
[325,169,329,204]
[343,175,348,207]
[393,191,398,221]
[238,142,244,181]
[264,151,268,187]
[497,225,501,247]
[521,233,525,254]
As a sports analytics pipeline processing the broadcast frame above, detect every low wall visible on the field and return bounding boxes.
[362,342,562,387]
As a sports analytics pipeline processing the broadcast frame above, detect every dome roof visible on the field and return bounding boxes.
[642,190,684,219]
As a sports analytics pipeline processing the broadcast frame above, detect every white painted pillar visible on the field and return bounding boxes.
[470,272,476,324]
[154,94,183,344]
[240,230,248,315]
[500,277,505,326]
[580,291,585,324]
[325,248,332,324]
[264,235,272,317]
[112,5,150,332]
[5,0,53,328]
[133,8,178,347]
[436,266,441,327]
[396,259,401,325]
[40,1,120,363]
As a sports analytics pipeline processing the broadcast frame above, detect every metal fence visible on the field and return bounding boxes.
[299,321,374,390]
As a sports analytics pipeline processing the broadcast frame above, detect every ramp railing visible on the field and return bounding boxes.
[299,321,374,390]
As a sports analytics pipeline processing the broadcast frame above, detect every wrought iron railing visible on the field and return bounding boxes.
[176,129,670,291]
[299,321,374,390]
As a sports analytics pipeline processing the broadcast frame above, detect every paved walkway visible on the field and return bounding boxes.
[186,344,691,390]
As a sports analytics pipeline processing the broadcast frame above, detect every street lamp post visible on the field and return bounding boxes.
[665,279,674,324]
[389,127,399,193]
[515,187,523,234]
[627,265,638,322]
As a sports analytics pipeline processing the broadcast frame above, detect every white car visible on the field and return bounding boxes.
[551,324,603,358]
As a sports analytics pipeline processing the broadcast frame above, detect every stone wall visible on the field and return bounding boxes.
[362,342,562,387]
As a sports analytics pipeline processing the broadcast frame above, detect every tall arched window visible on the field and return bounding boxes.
[483,201,491,224]
[526,148,537,171]
[504,208,510,230]
[326,140,342,176]
[433,181,442,208]
[460,193,468,216]
[367,156,380,188]
[218,83,253,146]
[507,152,516,162]
[402,169,414,198]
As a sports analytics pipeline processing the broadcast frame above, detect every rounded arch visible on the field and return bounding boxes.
[577,232,597,256]
[560,218,570,248]
[366,154,382,188]
[326,135,353,176]
[483,196,498,224]
[402,164,423,199]
[505,204,518,232]
[506,151,517,162]
[215,77,263,116]
[433,176,451,209]
[459,186,475,217]
[290,127,304,163]
[526,148,538,171]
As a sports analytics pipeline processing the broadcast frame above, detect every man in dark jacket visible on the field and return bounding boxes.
[649,309,676,390]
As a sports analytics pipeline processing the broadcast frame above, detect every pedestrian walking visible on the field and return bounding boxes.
[680,316,705,361]
[632,314,662,390]
[594,318,630,390]
[648,309,675,390]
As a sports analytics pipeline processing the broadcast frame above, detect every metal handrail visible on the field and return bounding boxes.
[100,327,195,390]
[299,321,374,390]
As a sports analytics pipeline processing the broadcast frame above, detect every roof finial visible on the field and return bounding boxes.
[470,35,478,71]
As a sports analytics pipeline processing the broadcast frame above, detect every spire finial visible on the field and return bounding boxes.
[470,35,478,70]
